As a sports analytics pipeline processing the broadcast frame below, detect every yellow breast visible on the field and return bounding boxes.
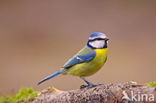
[66,48,108,77]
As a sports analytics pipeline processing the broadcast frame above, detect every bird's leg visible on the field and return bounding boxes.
[80,77,102,89]
[81,77,93,85]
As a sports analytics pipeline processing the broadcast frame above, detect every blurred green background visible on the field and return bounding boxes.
[0,0,156,96]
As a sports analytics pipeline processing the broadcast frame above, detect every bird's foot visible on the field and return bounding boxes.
[80,83,103,89]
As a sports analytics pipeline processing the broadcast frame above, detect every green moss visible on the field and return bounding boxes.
[146,82,156,87]
[0,88,39,103]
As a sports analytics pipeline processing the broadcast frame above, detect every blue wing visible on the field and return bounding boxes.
[63,51,96,68]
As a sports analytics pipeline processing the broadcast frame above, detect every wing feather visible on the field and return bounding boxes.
[63,47,96,68]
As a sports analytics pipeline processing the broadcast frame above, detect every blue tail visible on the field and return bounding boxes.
[38,71,62,85]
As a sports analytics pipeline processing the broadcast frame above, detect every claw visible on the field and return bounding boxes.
[80,77,103,89]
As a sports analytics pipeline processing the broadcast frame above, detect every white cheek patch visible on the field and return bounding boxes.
[89,40,105,48]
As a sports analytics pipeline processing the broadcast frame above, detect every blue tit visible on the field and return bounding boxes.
[38,32,109,87]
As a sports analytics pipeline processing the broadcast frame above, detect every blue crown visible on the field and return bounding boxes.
[89,32,106,37]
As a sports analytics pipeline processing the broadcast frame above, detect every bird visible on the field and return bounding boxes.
[38,32,109,87]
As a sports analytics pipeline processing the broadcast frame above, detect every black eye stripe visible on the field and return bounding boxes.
[95,38,105,40]
[89,38,105,42]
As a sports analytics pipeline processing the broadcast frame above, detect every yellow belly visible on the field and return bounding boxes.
[65,48,108,77]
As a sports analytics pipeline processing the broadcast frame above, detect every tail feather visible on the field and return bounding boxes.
[38,71,62,85]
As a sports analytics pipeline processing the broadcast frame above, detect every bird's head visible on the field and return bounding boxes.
[87,32,109,49]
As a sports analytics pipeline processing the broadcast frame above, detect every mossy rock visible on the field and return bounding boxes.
[146,82,156,87]
[0,88,39,103]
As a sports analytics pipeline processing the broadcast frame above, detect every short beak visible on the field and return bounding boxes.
[105,38,109,41]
